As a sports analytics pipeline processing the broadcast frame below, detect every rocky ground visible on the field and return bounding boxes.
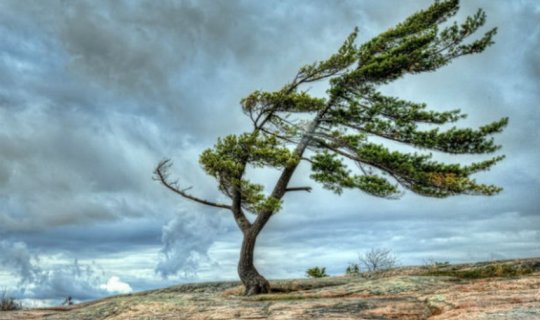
[1,258,539,319]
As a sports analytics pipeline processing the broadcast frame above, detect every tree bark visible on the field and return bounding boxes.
[238,230,270,295]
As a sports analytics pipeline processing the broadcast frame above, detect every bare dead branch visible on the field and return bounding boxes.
[154,159,232,210]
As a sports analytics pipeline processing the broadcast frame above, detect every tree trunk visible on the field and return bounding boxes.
[238,230,270,295]
[237,104,335,295]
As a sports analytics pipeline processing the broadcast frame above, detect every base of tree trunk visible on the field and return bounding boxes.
[238,231,271,295]
[243,273,270,295]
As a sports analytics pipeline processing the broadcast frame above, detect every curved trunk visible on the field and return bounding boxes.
[238,230,270,295]
[236,105,333,295]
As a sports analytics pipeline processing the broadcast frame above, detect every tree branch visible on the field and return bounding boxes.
[309,138,426,193]
[285,186,312,193]
[251,97,339,235]
[154,160,232,210]
[232,182,253,232]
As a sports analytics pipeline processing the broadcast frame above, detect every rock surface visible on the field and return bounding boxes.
[1,258,539,319]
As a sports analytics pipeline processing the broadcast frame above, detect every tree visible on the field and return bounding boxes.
[360,248,397,275]
[155,0,506,295]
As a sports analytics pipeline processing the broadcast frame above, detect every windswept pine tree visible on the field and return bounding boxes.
[155,0,507,295]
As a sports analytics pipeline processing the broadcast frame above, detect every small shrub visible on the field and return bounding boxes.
[434,261,450,267]
[306,266,328,278]
[0,291,22,311]
[359,248,397,275]
[345,263,360,275]
[424,259,451,273]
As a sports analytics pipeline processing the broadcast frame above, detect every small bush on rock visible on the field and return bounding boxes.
[306,267,328,278]
[359,248,398,278]
[345,263,360,275]
[1,291,22,311]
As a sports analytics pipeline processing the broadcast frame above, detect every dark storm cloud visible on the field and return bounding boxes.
[0,2,168,232]
[3,218,164,256]
[7,0,400,135]
[0,0,538,304]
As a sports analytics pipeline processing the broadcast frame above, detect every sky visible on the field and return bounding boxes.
[1,0,539,307]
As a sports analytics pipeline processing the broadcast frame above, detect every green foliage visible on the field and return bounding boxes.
[207,0,505,208]
[310,151,399,197]
[200,134,294,178]
[160,0,506,227]
[242,90,326,114]
[345,263,360,276]
[301,0,504,199]
[297,27,359,83]
[328,90,466,127]
[199,133,292,214]
[337,0,496,88]
[306,266,329,278]
[238,181,283,214]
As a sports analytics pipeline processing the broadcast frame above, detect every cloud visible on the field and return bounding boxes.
[155,211,227,278]
[28,260,108,301]
[100,276,133,294]
[0,240,37,283]
[0,240,131,302]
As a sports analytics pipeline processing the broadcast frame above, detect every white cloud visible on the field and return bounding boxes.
[155,212,228,278]
[0,240,113,302]
[100,276,132,294]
